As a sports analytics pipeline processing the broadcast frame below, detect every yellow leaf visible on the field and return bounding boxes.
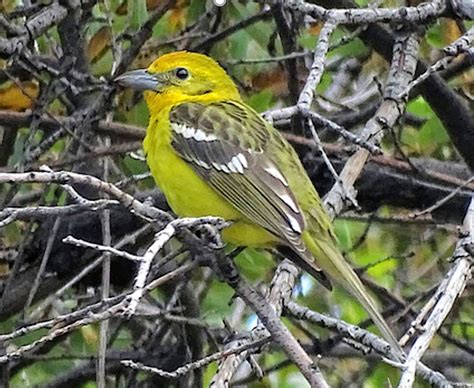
[308,22,323,36]
[251,66,289,97]
[440,20,473,100]
[0,263,9,277]
[116,0,127,15]
[80,324,99,345]
[0,81,39,111]
[116,0,181,14]
[458,68,474,100]
[167,0,189,31]
[87,26,112,63]
[0,0,16,13]
[441,19,461,45]
[146,0,163,10]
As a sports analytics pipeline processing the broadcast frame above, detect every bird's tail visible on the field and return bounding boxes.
[301,230,404,360]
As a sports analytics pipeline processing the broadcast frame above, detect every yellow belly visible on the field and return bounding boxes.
[145,132,279,248]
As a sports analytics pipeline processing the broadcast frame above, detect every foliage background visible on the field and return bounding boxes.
[0,0,473,387]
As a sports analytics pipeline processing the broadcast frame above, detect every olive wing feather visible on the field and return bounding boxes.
[169,101,304,250]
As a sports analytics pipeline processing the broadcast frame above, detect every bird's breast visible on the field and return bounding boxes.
[143,118,279,248]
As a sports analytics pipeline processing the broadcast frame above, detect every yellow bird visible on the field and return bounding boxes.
[115,51,403,358]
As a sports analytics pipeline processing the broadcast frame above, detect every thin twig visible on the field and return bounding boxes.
[97,134,112,388]
[29,224,152,321]
[125,217,226,316]
[0,261,199,363]
[307,119,359,209]
[0,200,119,227]
[122,337,269,379]
[409,177,474,218]
[62,235,143,262]
[23,217,61,316]
[225,51,313,65]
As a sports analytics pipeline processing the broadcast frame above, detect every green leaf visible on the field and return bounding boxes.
[407,96,433,119]
[203,362,218,387]
[124,99,150,128]
[426,21,444,49]
[333,219,368,250]
[332,286,366,324]
[188,0,207,21]
[245,90,273,112]
[229,30,249,60]
[123,154,148,175]
[201,280,234,324]
[129,0,148,31]
[316,72,333,94]
[363,363,398,388]
[297,31,317,50]
[333,37,367,58]
[235,248,273,281]
[10,127,28,166]
[44,184,58,204]
[418,116,450,150]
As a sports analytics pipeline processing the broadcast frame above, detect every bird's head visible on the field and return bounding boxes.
[115,51,241,113]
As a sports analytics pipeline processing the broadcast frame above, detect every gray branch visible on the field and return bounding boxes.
[0,4,67,57]
[398,198,474,388]
[286,0,447,24]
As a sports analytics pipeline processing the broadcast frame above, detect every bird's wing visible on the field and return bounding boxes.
[169,100,306,251]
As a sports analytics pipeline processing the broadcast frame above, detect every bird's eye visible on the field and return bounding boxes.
[175,67,189,80]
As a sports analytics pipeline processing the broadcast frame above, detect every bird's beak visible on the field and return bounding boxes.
[114,69,161,91]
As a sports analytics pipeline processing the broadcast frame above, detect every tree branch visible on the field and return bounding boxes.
[398,198,474,387]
